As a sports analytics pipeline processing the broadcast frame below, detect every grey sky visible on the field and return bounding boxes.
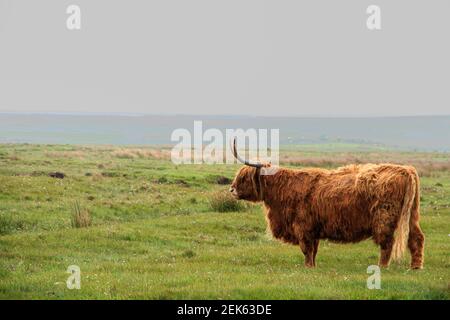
[0,0,449,116]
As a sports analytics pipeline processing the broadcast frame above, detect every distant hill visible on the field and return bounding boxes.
[0,113,449,151]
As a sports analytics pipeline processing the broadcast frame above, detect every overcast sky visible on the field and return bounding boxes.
[0,0,449,117]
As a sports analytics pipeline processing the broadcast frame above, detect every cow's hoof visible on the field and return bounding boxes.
[411,264,423,270]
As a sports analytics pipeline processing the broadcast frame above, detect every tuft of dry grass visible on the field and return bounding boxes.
[71,201,92,228]
[8,155,20,161]
[91,173,104,182]
[209,190,244,212]
[111,148,170,160]
[45,151,85,159]
[414,162,450,178]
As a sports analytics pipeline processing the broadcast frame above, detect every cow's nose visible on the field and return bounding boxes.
[229,187,235,193]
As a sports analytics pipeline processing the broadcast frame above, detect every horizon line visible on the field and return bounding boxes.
[1,111,450,119]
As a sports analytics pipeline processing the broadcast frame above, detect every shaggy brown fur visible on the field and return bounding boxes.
[230,164,425,269]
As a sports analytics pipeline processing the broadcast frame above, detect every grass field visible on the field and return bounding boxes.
[0,144,449,299]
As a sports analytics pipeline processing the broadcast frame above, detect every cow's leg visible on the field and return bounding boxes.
[408,220,425,269]
[372,208,397,268]
[312,239,320,267]
[299,239,315,268]
[378,236,394,268]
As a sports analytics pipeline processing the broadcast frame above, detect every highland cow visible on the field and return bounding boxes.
[229,139,425,269]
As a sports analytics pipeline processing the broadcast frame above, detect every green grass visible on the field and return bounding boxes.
[0,144,449,299]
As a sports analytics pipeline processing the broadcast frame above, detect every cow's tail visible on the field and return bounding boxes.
[391,170,417,261]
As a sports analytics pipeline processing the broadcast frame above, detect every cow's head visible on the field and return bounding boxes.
[229,138,268,202]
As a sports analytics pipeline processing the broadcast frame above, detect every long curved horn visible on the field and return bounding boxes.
[231,137,263,168]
